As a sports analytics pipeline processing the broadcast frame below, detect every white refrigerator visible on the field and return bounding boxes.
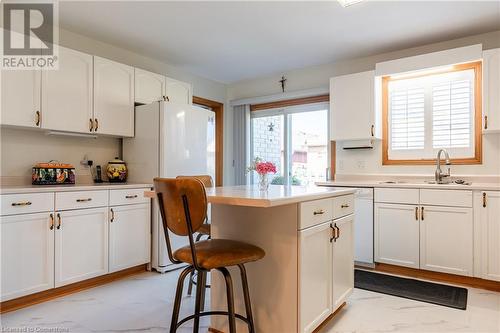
[123,101,216,273]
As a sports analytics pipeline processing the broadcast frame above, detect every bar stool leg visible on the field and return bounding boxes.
[170,266,193,333]
[187,270,195,296]
[218,267,237,333]
[238,264,256,333]
[199,271,207,312]
[193,270,204,333]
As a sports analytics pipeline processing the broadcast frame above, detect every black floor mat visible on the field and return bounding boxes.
[354,269,468,310]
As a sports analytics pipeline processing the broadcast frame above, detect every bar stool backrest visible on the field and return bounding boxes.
[177,175,213,188]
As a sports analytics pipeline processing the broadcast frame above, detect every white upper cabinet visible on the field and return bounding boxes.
[135,68,166,105]
[94,56,135,137]
[42,47,93,133]
[330,70,379,141]
[165,77,193,104]
[1,69,41,128]
[483,48,500,133]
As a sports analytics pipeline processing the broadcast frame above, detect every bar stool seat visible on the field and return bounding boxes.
[174,239,265,270]
[197,223,211,236]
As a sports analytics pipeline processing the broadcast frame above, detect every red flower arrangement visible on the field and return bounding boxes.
[255,161,277,175]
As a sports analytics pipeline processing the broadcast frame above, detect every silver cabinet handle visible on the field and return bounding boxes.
[125,195,138,199]
[11,201,32,206]
[76,198,92,202]
[313,209,325,215]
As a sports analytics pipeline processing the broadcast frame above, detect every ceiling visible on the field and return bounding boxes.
[59,1,500,84]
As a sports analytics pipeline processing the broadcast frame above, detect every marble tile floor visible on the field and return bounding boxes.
[1,270,499,333]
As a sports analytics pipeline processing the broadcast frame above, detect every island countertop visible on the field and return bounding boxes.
[145,185,355,208]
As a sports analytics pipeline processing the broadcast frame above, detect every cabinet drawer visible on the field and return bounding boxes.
[333,194,354,219]
[55,190,108,211]
[375,188,419,205]
[109,188,151,206]
[299,198,333,230]
[420,189,472,208]
[1,193,54,216]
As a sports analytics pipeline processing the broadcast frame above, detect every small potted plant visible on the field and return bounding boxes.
[247,157,277,191]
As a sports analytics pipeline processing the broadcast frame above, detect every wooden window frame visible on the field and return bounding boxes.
[382,61,483,165]
[250,95,329,112]
[193,96,224,186]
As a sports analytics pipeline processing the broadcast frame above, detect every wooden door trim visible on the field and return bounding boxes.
[250,94,329,112]
[193,96,224,186]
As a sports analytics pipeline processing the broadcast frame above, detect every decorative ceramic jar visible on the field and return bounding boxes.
[106,157,128,182]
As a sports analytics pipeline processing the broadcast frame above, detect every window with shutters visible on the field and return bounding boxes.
[382,61,482,165]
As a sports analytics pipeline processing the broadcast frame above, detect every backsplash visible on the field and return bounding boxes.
[0,127,120,185]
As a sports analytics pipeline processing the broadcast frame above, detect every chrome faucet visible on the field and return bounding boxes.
[435,149,451,184]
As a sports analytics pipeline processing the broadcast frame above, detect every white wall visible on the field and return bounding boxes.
[1,28,231,184]
[226,30,500,180]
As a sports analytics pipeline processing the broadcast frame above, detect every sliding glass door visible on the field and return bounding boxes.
[250,103,329,186]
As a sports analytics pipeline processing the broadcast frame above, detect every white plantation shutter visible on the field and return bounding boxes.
[388,68,475,160]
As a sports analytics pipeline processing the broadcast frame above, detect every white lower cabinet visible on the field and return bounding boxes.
[477,191,500,281]
[299,221,333,333]
[332,214,354,310]
[54,208,109,287]
[0,213,54,301]
[109,203,151,273]
[375,203,420,269]
[298,195,354,333]
[420,205,473,276]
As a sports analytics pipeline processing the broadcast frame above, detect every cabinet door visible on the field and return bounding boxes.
[420,206,473,276]
[1,69,41,128]
[109,203,151,273]
[94,56,135,137]
[54,208,108,287]
[165,77,192,104]
[480,192,500,281]
[483,48,500,132]
[1,213,54,301]
[135,68,165,104]
[330,70,376,141]
[332,214,354,310]
[299,221,332,333]
[374,203,419,268]
[42,46,93,133]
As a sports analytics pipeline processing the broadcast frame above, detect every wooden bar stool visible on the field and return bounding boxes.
[177,175,213,296]
[154,177,265,333]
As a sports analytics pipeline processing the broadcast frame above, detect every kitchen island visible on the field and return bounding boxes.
[146,185,355,333]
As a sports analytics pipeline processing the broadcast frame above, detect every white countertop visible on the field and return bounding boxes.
[316,180,500,191]
[205,185,355,208]
[0,183,153,195]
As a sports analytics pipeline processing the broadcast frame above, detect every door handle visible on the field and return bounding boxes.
[76,198,92,202]
[415,207,419,221]
[313,209,325,215]
[340,204,350,208]
[49,213,54,230]
[89,118,94,132]
[56,213,61,230]
[35,111,41,126]
[11,201,32,206]
[371,124,375,137]
[421,207,424,221]
[335,225,340,241]
[94,118,99,132]
[485,116,488,130]
[125,195,138,199]
[110,208,115,222]
[329,223,335,243]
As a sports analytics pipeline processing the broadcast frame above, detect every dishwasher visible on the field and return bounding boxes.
[352,188,374,267]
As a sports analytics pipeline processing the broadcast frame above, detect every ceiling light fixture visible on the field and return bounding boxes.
[337,0,365,7]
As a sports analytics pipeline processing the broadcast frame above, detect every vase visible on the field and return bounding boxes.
[258,173,269,192]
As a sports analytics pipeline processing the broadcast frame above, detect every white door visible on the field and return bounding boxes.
[135,68,166,104]
[54,208,108,287]
[94,56,135,137]
[109,203,151,273]
[1,213,54,301]
[1,69,41,128]
[299,221,333,333]
[42,46,93,133]
[375,203,420,268]
[480,192,500,281]
[332,214,354,310]
[419,205,473,276]
[483,48,500,132]
[165,77,192,104]
[330,70,376,140]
